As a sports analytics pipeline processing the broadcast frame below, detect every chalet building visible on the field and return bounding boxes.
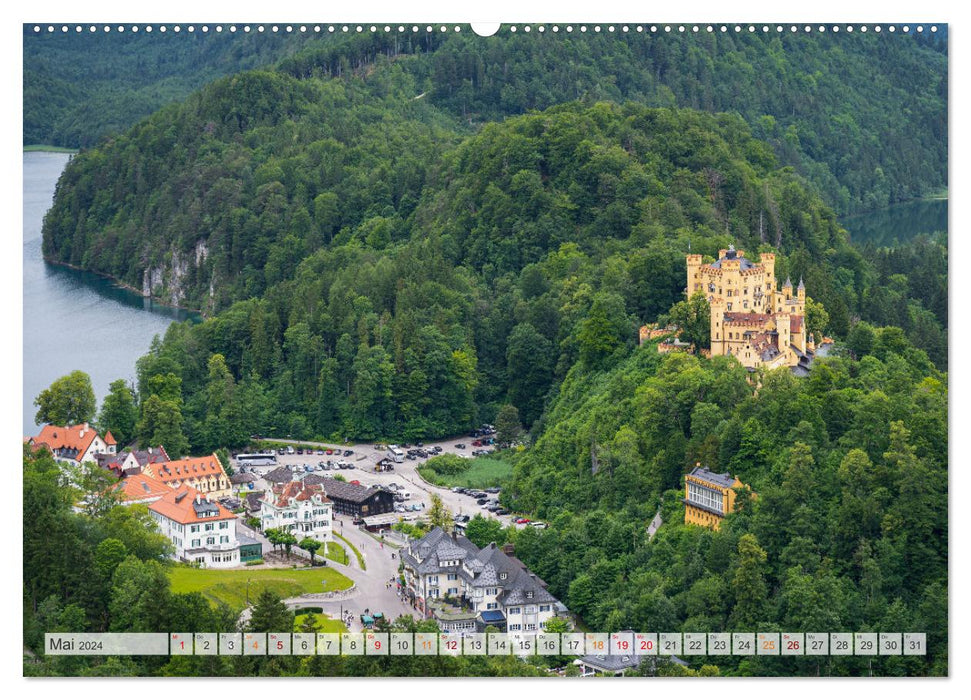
[683,466,753,530]
[28,423,115,466]
[142,453,232,499]
[321,477,396,519]
[401,527,565,632]
[260,481,333,542]
[148,487,242,568]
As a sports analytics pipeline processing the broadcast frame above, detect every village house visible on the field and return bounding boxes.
[320,477,396,519]
[96,445,169,477]
[142,453,232,499]
[28,423,115,466]
[148,486,242,568]
[683,465,753,530]
[401,527,566,632]
[260,481,334,543]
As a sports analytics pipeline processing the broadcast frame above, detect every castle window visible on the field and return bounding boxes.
[743,301,749,308]
[727,303,733,311]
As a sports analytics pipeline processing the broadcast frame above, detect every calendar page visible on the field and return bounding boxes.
[19,1,949,686]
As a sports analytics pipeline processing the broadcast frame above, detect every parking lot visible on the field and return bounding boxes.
[233,430,520,528]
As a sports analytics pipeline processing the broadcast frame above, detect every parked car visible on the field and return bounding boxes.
[486,504,501,512]
[395,505,407,513]
[530,521,547,529]
[455,443,466,449]
[485,487,501,494]
[326,449,334,455]
[344,449,354,456]
[477,499,489,506]
[316,449,324,455]
[515,518,531,525]
[286,446,295,454]
[350,480,361,485]
[415,441,424,447]
[452,486,463,493]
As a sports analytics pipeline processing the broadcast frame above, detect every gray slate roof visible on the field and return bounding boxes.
[263,466,294,484]
[402,527,478,575]
[321,477,391,503]
[688,466,737,489]
[497,567,558,606]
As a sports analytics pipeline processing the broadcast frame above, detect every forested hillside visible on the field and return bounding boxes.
[31,28,945,211]
[98,100,878,453]
[23,27,319,148]
[506,334,947,675]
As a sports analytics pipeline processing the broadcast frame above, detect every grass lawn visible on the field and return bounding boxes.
[294,611,347,633]
[419,457,513,489]
[168,565,353,610]
[325,541,349,565]
[334,533,366,570]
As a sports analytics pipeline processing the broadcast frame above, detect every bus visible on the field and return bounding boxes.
[387,446,405,463]
[236,453,278,467]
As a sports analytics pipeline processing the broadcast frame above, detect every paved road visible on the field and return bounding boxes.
[238,516,418,631]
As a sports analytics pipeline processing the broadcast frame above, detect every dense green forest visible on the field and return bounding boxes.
[73,99,909,455]
[29,28,945,212]
[23,28,320,148]
[501,332,947,675]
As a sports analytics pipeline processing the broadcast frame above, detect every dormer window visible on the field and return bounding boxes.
[526,591,533,599]
[500,572,508,580]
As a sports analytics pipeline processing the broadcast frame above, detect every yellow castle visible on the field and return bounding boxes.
[686,245,815,371]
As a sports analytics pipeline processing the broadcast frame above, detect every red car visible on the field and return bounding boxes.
[326,449,334,455]
[471,440,482,447]
[515,518,531,525]
[350,480,361,485]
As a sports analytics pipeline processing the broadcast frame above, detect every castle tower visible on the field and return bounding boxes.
[686,254,703,296]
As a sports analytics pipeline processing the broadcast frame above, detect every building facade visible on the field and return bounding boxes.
[321,478,396,519]
[142,453,232,499]
[683,466,751,530]
[401,528,564,632]
[29,423,114,466]
[686,246,815,371]
[148,487,241,568]
[260,481,333,542]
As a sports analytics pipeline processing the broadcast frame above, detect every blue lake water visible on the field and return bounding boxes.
[22,151,196,436]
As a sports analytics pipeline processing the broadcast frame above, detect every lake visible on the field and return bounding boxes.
[22,151,196,436]
[841,198,948,248]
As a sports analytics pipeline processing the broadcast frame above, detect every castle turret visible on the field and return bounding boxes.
[686,254,703,296]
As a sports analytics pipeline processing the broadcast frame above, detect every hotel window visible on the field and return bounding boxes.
[727,303,733,311]
[192,539,200,548]
[509,607,521,615]
[219,521,228,529]
[510,624,522,631]
[539,605,551,612]
[487,603,498,610]
[206,537,215,545]
[687,481,724,514]
[487,588,497,595]
[526,624,537,631]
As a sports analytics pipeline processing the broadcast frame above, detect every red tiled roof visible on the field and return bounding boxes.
[790,315,804,333]
[269,481,330,508]
[114,473,171,503]
[146,453,228,487]
[149,485,236,525]
[30,423,101,458]
[104,431,117,445]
